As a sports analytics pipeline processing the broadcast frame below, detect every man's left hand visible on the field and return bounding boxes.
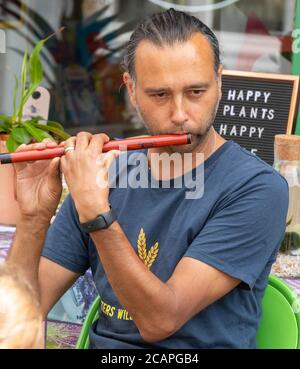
[61,132,120,223]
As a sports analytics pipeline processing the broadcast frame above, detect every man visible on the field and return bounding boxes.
[8,9,288,348]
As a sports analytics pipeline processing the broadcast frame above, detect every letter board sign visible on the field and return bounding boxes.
[214,70,300,165]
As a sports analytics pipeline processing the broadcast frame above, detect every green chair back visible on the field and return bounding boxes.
[256,274,300,349]
[76,296,100,349]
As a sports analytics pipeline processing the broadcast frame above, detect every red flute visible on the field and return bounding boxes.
[0,134,192,164]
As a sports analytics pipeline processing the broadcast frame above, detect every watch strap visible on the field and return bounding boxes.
[80,207,117,233]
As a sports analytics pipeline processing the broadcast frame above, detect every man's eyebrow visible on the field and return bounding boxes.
[144,83,210,93]
[144,87,170,94]
[185,83,210,89]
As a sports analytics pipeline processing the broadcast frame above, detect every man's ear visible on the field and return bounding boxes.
[123,72,137,108]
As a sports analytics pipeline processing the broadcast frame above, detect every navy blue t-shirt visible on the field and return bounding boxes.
[42,140,288,348]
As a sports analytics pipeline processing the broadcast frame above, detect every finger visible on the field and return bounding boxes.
[98,150,120,169]
[45,141,58,148]
[107,149,121,163]
[15,144,27,152]
[14,145,29,171]
[64,136,76,148]
[64,137,76,158]
[42,138,54,144]
[48,157,62,193]
[89,133,110,155]
[60,156,70,188]
[13,145,28,172]
[60,155,66,173]
[13,169,18,201]
[15,142,47,152]
[95,151,119,190]
[75,131,93,154]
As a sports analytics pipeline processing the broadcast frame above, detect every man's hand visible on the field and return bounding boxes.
[61,132,120,223]
[13,139,63,223]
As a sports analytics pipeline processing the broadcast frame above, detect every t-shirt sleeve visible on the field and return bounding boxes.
[184,171,289,290]
[42,194,90,274]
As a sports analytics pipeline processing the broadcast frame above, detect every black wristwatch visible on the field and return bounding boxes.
[80,207,117,233]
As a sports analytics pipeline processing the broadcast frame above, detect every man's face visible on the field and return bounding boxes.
[124,33,222,152]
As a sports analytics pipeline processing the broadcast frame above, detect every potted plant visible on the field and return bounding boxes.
[0,32,70,225]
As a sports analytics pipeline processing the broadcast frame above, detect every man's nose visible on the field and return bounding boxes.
[171,97,188,126]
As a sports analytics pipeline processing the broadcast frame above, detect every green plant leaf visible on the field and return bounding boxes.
[16,43,44,120]
[16,31,61,121]
[0,115,12,124]
[0,125,8,133]
[21,51,28,101]
[23,121,54,142]
[6,134,20,152]
[30,116,44,122]
[27,29,63,91]
[35,123,70,140]
[9,47,55,87]
[12,74,19,120]
[0,120,12,133]
[11,127,32,144]
[47,121,65,131]
[28,39,44,90]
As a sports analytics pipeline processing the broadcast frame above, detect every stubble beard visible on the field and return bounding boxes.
[134,98,220,153]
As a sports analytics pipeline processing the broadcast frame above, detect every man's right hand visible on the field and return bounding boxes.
[13,139,64,224]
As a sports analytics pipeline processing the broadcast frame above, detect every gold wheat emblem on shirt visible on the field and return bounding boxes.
[137,228,159,269]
